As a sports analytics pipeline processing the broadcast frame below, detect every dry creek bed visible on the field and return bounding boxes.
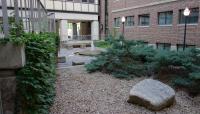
[50,66,200,114]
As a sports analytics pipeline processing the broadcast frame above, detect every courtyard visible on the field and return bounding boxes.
[0,0,200,114]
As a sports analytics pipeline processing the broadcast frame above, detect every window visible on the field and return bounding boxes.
[177,44,196,51]
[89,0,95,3]
[156,43,171,50]
[139,14,150,26]
[179,8,199,24]
[158,11,173,25]
[114,17,120,27]
[82,0,88,3]
[125,16,134,26]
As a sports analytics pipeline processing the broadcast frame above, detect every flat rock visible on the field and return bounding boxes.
[128,79,175,111]
[72,61,85,66]
[77,49,102,56]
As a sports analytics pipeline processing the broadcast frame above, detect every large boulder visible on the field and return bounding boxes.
[128,79,175,111]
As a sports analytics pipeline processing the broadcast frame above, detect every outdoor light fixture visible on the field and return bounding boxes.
[121,16,126,37]
[121,16,126,23]
[183,7,191,51]
[183,7,191,16]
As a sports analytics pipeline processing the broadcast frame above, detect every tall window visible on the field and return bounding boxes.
[139,14,150,26]
[158,11,173,25]
[114,17,120,27]
[89,0,95,3]
[156,43,171,50]
[82,0,88,3]
[125,16,134,26]
[179,8,199,24]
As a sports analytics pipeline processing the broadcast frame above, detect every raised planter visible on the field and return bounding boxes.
[0,43,25,69]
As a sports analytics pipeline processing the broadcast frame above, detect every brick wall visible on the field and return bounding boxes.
[100,0,200,47]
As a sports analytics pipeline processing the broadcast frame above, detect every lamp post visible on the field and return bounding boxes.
[121,16,126,36]
[183,7,190,51]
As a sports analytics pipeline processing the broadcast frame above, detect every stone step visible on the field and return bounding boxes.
[72,61,85,66]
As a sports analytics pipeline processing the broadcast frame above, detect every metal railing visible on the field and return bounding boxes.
[0,0,55,38]
[40,0,98,13]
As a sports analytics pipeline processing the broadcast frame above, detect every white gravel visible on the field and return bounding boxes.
[50,66,200,114]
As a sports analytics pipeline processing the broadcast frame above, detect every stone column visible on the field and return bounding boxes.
[60,20,68,41]
[91,20,99,40]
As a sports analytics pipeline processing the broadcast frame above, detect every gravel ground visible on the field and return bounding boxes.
[51,66,200,114]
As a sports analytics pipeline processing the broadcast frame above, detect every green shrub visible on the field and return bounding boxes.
[94,40,111,48]
[86,37,200,94]
[85,37,153,78]
[16,33,58,114]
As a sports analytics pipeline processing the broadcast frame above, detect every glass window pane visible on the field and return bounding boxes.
[114,17,120,27]
[158,11,173,25]
[126,16,134,26]
[159,13,166,25]
[139,14,150,26]
[166,12,173,24]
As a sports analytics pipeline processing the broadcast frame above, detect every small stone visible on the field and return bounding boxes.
[57,56,66,63]
[128,79,175,111]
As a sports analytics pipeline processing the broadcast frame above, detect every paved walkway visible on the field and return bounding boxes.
[57,48,96,68]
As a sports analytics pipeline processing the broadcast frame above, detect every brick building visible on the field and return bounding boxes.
[100,0,200,50]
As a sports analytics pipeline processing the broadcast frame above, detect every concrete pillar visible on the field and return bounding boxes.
[73,23,77,36]
[0,43,25,114]
[72,23,77,40]
[0,70,16,114]
[60,20,68,41]
[91,21,99,40]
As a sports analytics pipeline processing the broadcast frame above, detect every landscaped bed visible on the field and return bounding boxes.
[50,66,200,114]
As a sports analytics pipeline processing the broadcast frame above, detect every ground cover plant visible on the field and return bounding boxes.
[85,36,200,95]
[16,33,58,114]
[94,40,111,48]
[0,18,59,114]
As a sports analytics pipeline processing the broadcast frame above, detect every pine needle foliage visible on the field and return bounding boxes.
[85,36,200,94]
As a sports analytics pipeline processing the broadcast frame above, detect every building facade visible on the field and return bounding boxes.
[0,0,100,41]
[40,0,99,41]
[100,0,200,50]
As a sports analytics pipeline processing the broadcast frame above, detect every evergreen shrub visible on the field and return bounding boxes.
[85,36,200,94]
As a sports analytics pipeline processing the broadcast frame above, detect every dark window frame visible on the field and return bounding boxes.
[158,11,173,25]
[114,17,120,27]
[125,16,134,26]
[139,14,150,26]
